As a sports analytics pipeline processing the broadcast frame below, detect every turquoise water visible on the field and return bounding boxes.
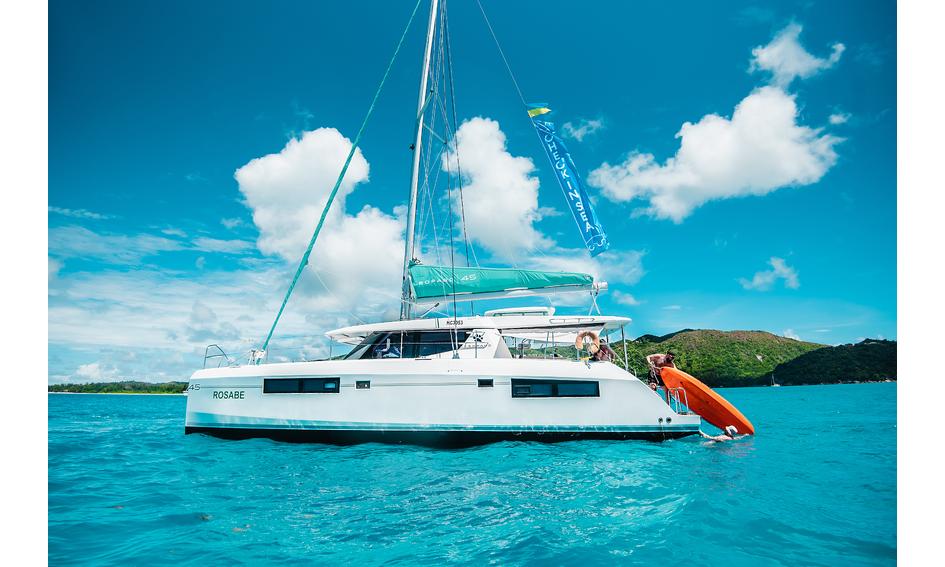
[48,383,896,565]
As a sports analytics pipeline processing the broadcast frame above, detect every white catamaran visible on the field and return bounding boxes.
[184,0,701,445]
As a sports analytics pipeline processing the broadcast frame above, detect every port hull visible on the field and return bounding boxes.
[185,358,701,446]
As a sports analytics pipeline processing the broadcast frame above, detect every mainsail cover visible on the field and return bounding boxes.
[408,264,595,304]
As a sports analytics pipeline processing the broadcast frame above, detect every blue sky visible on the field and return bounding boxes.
[48,0,896,382]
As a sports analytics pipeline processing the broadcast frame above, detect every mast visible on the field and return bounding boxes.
[400,0,440,320]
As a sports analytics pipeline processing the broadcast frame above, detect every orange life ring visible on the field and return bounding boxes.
[574,330,600,353]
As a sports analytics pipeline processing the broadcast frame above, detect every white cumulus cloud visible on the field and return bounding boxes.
[749,23,844,87]
[221,217,245,230]
[527,248,645,287]
[235,128,371,259]
[611,290,640,307]
[49,206,115,220]
[75,362,120,382]
[588,86,841,222]
[235,128,404,309]
[49,226,254,263]
[49,225,185,263]
[562,118,604,142]
[161,227,187,238]
[192,236,254,254]
[783,328,801,340]
[740,257,800,291]
[829,112,851,125]
[443,117,551,261]
[49,258,62,283]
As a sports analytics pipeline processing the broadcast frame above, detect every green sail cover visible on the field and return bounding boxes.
[409,265,595,303]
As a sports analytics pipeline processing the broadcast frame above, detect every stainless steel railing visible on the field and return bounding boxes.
[666,386,691,415]
[203,344,235,369]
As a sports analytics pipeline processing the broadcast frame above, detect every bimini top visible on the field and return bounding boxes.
[326,312,631,345]
[408,264,605,305]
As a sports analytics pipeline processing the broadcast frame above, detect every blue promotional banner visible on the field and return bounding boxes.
[528,104,610,257]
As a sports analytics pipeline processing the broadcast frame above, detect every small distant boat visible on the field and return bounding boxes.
[771,373,781,387]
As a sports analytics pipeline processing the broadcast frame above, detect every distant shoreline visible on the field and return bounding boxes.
[47,380,895,395]
[48,391,186,396]
[719,378,896,388]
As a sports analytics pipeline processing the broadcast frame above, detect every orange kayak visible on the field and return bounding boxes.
[660,367,755,435]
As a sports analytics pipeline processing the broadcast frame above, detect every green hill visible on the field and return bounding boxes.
[607,330,895,387]
[611,329,828,387]
[767,339,897,385]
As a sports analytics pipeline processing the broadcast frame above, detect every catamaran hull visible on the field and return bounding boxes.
[184,358,701,446]
[184,426,694,446]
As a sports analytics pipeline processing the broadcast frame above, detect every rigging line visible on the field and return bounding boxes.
[441,2,460,334]
[310,267,366,325]
[416,46,447,265]
[420,146,448,266]
[425,73,465,267]
[444,3,476,270]
[411,8,446,264]
[421,25,457,270]
[476,0,527,107]
[415,114,439,249]
[415,117,437,260]
[443,6,479,318]
[260,0,425,353]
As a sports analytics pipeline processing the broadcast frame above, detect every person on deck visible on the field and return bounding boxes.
[590,341,614,362]
[373,337,401,359]
[645,352,676,388]
[700,425,747,442]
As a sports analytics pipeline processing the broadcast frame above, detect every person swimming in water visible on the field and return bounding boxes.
[699,425,747,442]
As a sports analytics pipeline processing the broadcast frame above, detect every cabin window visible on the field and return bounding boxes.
[263,378,300,393]
[478,378,494,388]
[301,378,340,393]
[356,380,370,389]
[343,331,470,360]
[510,378,599,398]
[343,333,383,360]
[401,331,469,358]
[555,381,600,397]
[263,377,340,394]
[369,332,402,359]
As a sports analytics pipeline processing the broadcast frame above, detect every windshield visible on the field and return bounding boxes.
[343,331,469,360]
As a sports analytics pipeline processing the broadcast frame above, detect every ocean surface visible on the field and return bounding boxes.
[48,383,896,566]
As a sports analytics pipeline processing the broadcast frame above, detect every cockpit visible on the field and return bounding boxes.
[329,310,633,365]
[344,331,472,360]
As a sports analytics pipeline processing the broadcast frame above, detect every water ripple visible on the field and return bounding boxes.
[49,385,896,565]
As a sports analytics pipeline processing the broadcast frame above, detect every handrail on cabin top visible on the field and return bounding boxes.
[203,344,234,369]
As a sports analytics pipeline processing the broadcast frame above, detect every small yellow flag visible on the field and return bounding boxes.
[527,107,551,118]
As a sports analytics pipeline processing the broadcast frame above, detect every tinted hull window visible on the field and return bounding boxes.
[264,378,340,394]
[301,378,340,393]
[511,378,600,398]
[263,378,300,393]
